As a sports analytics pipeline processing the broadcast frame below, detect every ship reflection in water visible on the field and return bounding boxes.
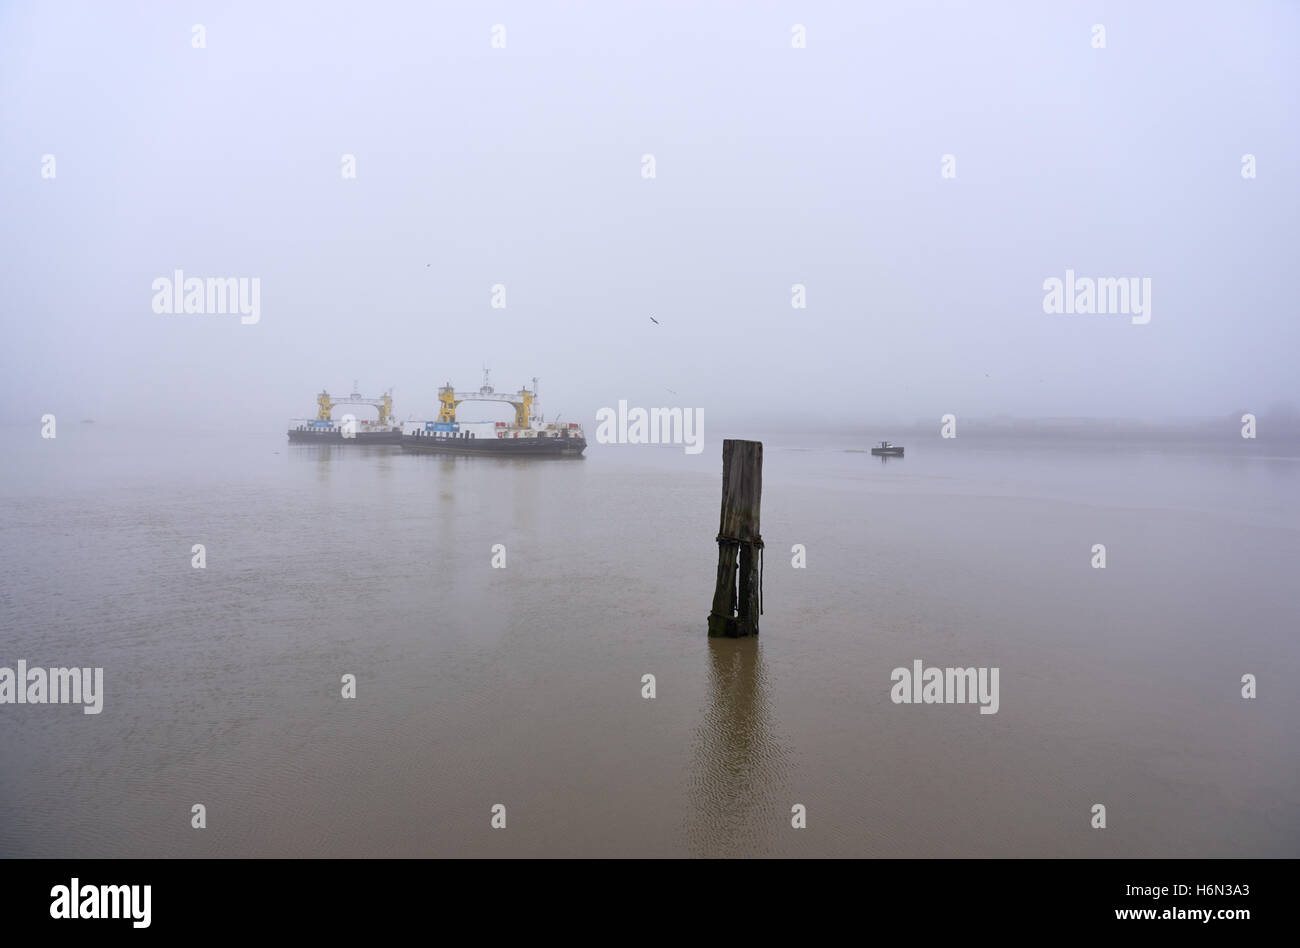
[688,638,790,857]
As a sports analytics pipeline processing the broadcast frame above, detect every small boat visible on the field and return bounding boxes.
[871,441,903,456]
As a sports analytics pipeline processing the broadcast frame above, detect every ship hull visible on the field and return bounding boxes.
[870,447,904,456]
[401,433,586,457]
[287,427,402,444]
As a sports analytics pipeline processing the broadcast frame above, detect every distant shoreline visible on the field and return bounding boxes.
[2,415,1299,449]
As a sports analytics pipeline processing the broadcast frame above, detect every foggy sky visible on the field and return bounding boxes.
[1,1,1297,432]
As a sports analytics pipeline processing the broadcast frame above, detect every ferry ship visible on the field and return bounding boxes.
[400,374,586,457]
[871,441,904,456]
[287,386,402,444]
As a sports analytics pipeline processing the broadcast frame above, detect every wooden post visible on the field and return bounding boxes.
[707,439,763,637]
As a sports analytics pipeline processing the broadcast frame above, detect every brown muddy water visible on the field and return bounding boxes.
[1,425,1297,857]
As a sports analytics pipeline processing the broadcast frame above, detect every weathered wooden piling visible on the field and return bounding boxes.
[707,439,763,638]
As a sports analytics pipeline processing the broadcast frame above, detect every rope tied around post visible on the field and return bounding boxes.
[715,533,764,616]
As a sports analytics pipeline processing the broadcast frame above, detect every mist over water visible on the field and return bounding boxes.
[2,1,1299,432]
[1,0,1298,861]
[1,426,1295,857]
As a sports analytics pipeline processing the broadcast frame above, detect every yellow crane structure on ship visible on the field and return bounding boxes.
[315,382,395,426]
[436,371,538,428]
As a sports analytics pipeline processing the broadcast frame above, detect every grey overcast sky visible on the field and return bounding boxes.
[1,0,1296,430]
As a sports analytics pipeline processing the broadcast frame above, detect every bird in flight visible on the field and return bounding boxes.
[649,316,659,324]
